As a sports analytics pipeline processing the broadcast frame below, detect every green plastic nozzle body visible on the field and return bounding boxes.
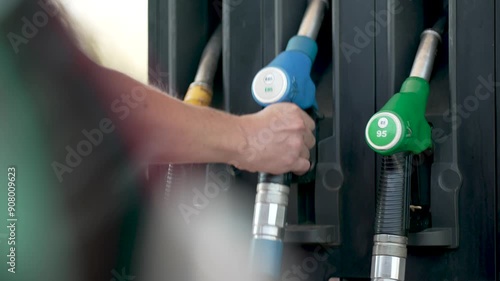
[365,77,432,156]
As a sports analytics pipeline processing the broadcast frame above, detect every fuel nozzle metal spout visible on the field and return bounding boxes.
[252,174,291,241]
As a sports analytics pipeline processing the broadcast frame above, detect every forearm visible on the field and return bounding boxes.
[90,64,247,165]
[137,89,247,165]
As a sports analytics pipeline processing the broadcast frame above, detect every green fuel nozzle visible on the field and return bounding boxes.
[365,28,443,156]
[367,14,447,281]
[365,76,431,155]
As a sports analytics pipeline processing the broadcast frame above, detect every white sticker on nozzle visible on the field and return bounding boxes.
[252,67,288,105]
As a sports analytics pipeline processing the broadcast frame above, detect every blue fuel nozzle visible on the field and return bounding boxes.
[251,36,318,109]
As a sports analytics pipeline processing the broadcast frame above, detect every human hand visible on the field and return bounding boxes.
[233,103,316,175]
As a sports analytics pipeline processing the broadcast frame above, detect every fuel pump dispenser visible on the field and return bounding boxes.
[148,0,498,279]
[248,0,328,279]
[365,15,447,281]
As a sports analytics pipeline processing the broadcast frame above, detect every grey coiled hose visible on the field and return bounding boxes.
[374,153,412,236]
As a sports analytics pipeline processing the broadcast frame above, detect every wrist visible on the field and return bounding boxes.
[222,115,251,168]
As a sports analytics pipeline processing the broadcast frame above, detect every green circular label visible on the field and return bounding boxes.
[366,113,401,150]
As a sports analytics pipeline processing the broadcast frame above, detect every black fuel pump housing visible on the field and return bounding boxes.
[148,0,497,280]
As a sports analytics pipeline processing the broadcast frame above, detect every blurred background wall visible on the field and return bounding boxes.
[59,0,148,83]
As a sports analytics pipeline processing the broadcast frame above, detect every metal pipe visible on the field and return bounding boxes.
[297,0,329,40]
[193,24,222,88]
[250,181,289,279]
[371,234,408,281]
[410,15,447,81]
[252,182,290,241]
[250,174,291,280]
[409,19,445,82]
